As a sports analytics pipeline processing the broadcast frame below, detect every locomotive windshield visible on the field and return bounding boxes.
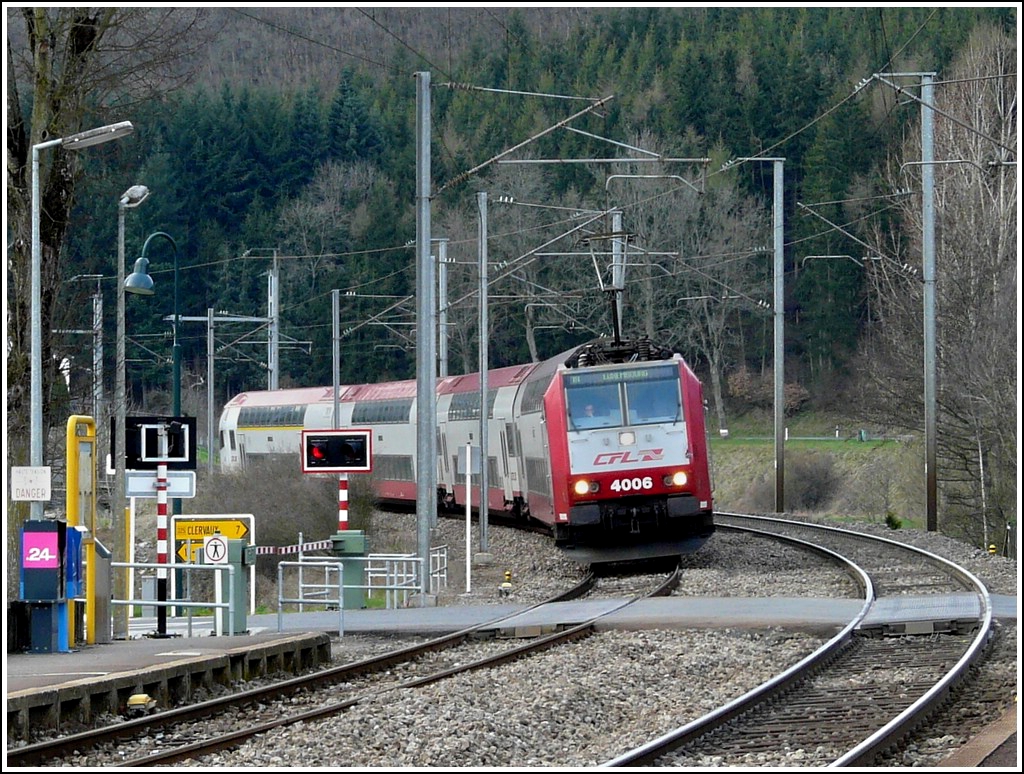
[565,363,683,430]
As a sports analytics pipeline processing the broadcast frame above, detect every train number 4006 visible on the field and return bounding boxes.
[609,476,653,492]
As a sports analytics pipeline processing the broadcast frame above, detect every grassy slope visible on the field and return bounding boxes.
[709,427,926,531]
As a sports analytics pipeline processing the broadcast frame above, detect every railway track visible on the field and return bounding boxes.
[602,512,995,767]
[7,512,1007,767]
[7,566,681,767]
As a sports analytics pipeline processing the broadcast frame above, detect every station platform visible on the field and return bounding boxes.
[6,593,1017,749]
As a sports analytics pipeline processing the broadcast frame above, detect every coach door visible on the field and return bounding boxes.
[500,425,516,503]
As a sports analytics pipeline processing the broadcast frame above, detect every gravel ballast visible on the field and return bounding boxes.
[186,510,1017,768]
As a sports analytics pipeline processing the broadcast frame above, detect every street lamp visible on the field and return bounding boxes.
[29,120,134,521]
[133,231,178,637]
[124,256,155,293]
[133,232,179,416]
[114,183,150,639]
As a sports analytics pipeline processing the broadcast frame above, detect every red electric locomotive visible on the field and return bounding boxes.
[533,337,715,561]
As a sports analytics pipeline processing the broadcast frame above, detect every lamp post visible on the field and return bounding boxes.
[29,120,134,521]
[128,231,178,637]
[130,232,179,416]
[114,184,150,639]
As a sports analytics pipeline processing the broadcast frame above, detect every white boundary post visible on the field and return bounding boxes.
[465,442,472,593]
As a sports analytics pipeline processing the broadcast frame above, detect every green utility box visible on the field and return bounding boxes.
[89,538,112,644]
[218,539,255,634]
[330,530,367,609]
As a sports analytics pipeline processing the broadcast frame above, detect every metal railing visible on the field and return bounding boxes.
[429,544,449,594]
[365,553,422,608]
[112,560,238,636]
[277,560,345,635]
[277,544,450,627]
[284,545,449,611]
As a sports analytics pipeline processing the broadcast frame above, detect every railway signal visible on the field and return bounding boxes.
[301,429,372,474]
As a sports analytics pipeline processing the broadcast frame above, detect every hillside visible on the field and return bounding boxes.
[711,434,924,528]
[6,7,1015,577]
[193,7,603,91]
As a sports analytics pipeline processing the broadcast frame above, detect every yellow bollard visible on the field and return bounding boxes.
[499,569,513,597]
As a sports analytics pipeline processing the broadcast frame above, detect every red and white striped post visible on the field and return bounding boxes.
[337,473,349,531]
[156,424,169,636]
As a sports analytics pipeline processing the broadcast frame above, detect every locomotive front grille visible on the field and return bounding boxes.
[563,492,711,548]
[603,496,667,535]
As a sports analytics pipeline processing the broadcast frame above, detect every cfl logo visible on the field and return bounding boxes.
[593,449,664,465]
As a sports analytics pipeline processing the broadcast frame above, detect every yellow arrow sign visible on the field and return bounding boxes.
[176,541,204,563]
[175,518,250,541]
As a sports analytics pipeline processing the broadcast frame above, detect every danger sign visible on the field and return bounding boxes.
[11,467,51,502]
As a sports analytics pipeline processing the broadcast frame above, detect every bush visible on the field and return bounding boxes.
[785,451,840,511]
[190,457,378,558]
[737,449,840,513]
[727,366,810,416]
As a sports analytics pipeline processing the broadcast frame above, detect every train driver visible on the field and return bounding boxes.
[576,399,615,427]
[570,391,617,428]
[570,399,598,429]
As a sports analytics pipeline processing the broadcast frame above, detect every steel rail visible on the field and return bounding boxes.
[8,572,598,767]
[602,522,873,766]
[602,512,992,767]
[720,512,995,768]
[114,567,680,767]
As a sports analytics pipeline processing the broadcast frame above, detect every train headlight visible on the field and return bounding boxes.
[573,479,599,495]
[663,471,688,487]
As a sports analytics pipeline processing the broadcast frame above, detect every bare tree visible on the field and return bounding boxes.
[602,136,771,432]
[6,7,212,474]
[6,8,215,602]
[483,161,599,364]
[435,159,602,371]
[276,160,382,296]
[674,179,771,433]
[859,24,1017,545]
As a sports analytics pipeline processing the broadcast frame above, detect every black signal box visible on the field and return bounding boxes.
[118,416,197,471]
[301,429,372,474]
